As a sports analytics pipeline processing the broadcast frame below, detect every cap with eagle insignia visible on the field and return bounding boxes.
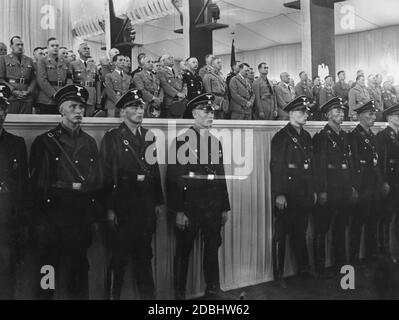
[320,97,347,114]
[54,85,89,106]
[115,89,145,109]
[284,95,311,113]
[183,93,216,119]
[0,82,11,108]
[383,103,399,117]
[354,100,376,114]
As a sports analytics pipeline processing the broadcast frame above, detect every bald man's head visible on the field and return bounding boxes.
[280,72,290,84]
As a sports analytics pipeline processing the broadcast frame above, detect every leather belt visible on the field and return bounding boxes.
[74,81,95,87]
[49,81,66,87]
[7,78,29,85]
[288,163,310,170]
[52,181,82,191]
[327,164,348,170]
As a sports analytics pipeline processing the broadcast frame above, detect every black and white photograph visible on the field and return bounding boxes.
[1,0,399,304]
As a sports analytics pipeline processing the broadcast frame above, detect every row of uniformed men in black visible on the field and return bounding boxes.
[271,95,399,286]
[0,83,229,300]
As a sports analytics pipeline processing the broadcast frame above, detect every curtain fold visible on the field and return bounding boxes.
[0,0,72,56]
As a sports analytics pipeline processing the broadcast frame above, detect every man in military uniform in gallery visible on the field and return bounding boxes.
[105,54,133,117]
[319,75,337,108]
[70,43,102,117]
[270,96,316,288]
[229,63,255,120]
[203,57,229,120]
[133,56,164,118]
[158,54,187,118]
[132,53,146,79]
[29,85,102,300]
[382,81,398,110]
[349,100,386,266]
[166,93,231,300]
[100,89,164,300]
[0,36,36,114]
[0,83,28,299]
[182,57,204,103]
[199,53,215,80]
[275,72,296,120]
[312,97,358,274]
[252,62,277,120]
[36,37,73,115]
[376,104,399,260]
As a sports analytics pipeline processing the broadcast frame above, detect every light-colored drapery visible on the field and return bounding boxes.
[0,0,72,56]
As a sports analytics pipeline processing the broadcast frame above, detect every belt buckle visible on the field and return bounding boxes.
[20,78,26,84]
[85,81,90,87]
[57,81,63,87]
[342,163,348,170]
[72,183,82,191]
[207,174,215,180]
[137,175,146,182]
[304,163,309,170]
[9,79,16,84]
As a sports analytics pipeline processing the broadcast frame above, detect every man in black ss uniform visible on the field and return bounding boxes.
[166,93,231,300]
[376,103,399,260]
[182,57,205,102]
[313,97,358,274]
[29,85,101,299]
[349,100,386,266]
[100,89,164,300]
[0,83,28,299]
[270,96,316,288]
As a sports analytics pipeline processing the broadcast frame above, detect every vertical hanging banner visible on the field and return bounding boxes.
[0,0,73,55]
[33,0,73,49]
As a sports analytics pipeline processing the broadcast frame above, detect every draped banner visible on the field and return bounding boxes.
[0,0,73,56]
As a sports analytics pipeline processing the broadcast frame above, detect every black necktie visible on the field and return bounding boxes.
[84,61,87,68]
[120,71,124,79]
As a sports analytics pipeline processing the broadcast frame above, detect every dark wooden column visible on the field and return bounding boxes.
[186,0,213,67]
[300,0,337,79]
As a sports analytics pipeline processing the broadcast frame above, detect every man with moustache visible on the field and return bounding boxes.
[0,36,36,114]
[0,83,28,299]
[376,104,399,259]
[203,57,228,120]
[29,85,102,300]
[312,97,358,274]
[270,96,316,288]
[166,93,231,300]
[100,89,164,300]
[229,63,255,120]
[349,100,386,266]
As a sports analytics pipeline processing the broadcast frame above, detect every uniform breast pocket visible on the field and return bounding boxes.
[8,157,19,180]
